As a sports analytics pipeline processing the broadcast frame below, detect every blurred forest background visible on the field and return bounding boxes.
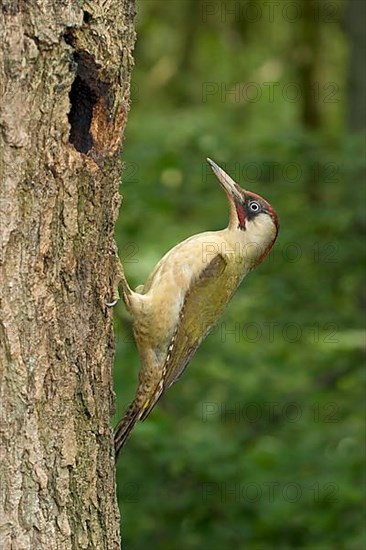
[113,1,365,548]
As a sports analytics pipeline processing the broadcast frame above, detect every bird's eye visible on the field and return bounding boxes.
[248,201,261,213]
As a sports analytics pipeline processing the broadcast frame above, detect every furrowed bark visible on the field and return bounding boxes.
[0,1,135,548]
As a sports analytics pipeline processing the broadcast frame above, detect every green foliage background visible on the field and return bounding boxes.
[114,1,365,548]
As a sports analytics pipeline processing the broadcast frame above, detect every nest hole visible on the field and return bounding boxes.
[68,52,109,155]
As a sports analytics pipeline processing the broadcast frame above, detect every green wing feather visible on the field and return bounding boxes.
[162,253,230,390]
[140,253,236,421]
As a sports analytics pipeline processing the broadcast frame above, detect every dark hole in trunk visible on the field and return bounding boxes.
[67,51,109,154]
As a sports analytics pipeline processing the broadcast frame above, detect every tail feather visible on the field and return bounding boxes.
[114,403,140,458]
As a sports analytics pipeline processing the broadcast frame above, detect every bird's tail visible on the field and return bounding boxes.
[114,402,140,458]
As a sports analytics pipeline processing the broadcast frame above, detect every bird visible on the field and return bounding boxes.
[113,158,279,456]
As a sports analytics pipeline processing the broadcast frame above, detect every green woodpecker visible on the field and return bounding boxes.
[114,158,279,455]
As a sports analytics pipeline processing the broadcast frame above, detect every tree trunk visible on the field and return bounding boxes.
[345,0,366,132]
[0,1,135,548]
[298,0,321,130]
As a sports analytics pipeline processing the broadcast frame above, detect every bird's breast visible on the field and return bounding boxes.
[134,230,249,351]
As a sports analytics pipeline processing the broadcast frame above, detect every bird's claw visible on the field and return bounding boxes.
[106,255,132,308]
[106,254,124,307]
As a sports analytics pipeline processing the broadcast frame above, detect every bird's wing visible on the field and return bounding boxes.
[162,253,230,390]
[140,253,235,421]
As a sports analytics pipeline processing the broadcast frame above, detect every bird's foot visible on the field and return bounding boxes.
[106,256,132,308]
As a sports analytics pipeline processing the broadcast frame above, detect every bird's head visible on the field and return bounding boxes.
[207,158,279,266]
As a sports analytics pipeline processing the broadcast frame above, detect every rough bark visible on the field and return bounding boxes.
[0,1,135,548]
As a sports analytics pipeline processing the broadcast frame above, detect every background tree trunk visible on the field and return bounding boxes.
[297,0,322,130]
[0,1,135,548]
[345,0,366,132]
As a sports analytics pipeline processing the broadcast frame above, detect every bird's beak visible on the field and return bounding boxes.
[207,158,243,202]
